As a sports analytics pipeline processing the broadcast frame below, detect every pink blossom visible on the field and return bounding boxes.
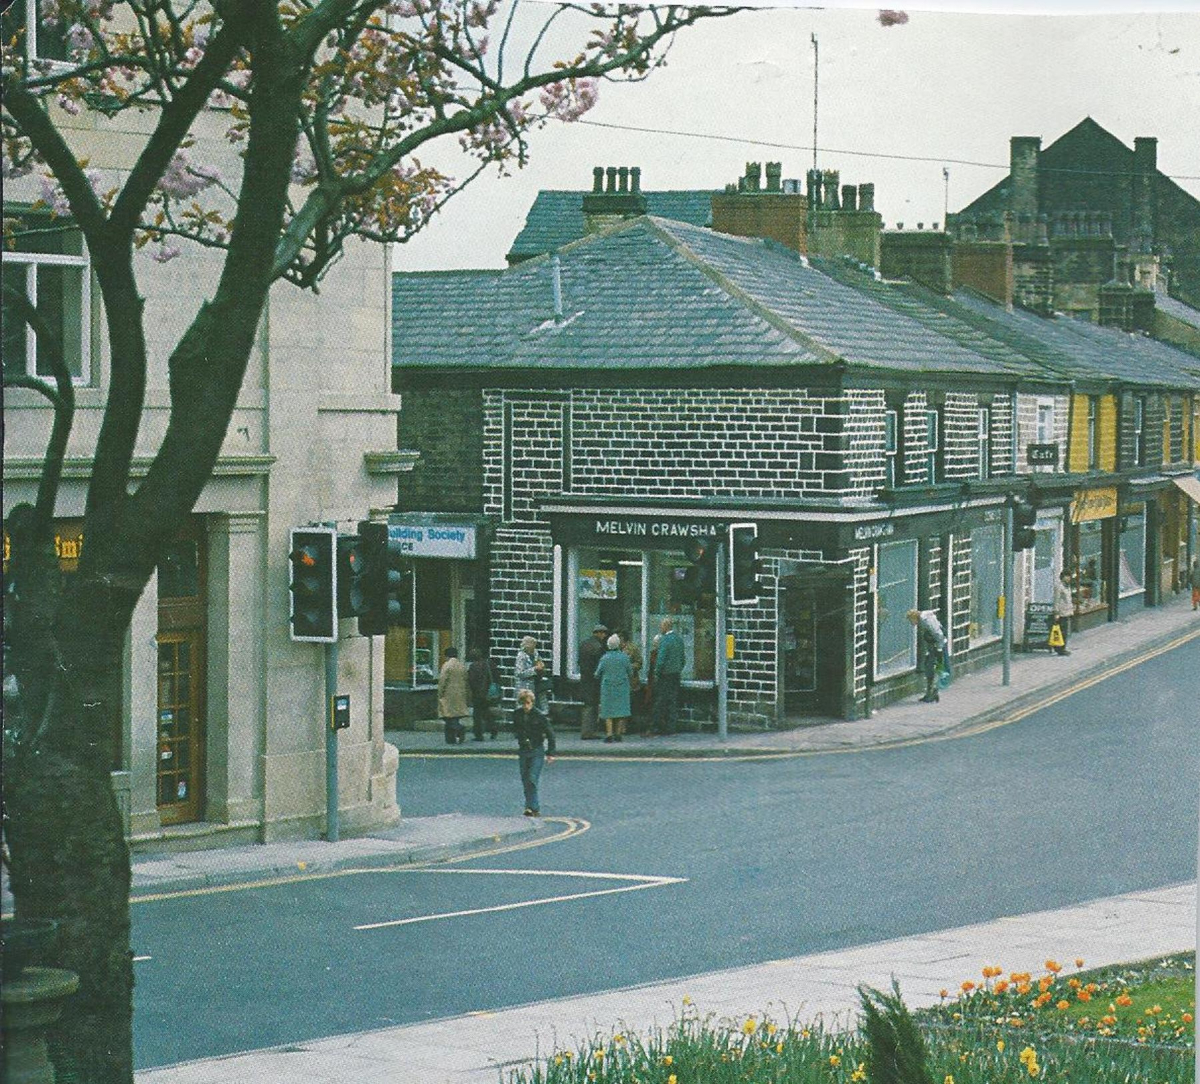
[878,9,909,25]
[158,152,221,199]
[57,94,83,116]
[151,243,182,264]
[37,174,71,216]
[539,77,598,122]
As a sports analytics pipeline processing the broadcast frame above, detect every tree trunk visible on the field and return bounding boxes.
[5,540,136,1084]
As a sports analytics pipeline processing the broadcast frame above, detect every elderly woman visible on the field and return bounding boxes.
[514,635,549,713]
[595,633,633,743]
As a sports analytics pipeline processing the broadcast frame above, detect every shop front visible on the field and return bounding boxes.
[552,515,723,727]
[1066,486,1118,630]
[383,513,489,726]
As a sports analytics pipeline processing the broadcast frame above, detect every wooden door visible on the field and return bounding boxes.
[156,631,204,824]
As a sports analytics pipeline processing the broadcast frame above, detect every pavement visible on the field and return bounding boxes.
[389,594,1200,758]
[67,594,1200,1080]
[135,882,1196,1083]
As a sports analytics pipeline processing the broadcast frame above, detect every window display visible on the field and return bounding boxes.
[1072,519,1107,615]
[876,539,917,678]
[1117,507,1145,598]
[969,525,1003,646]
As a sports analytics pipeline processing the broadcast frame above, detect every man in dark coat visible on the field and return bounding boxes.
[512,688,556,816]
[578,623,608,739]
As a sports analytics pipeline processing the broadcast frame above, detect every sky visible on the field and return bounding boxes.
[395,5,1200,272]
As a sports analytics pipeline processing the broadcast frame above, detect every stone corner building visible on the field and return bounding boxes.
[391,165,1200,730]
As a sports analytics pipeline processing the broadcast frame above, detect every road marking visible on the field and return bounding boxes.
[134,955,152,962]
[129,817,589,904]
[397,626,1200,764]
[353,868,687,931]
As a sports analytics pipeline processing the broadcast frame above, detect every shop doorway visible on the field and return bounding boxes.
[155,521,206,825]
[779,572,846,718]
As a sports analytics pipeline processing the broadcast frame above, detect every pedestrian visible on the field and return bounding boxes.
[1052,571,1074,657]
[467,648,499,741]
[642,633,661,736]
[512,688,555,816]
[906,608,947,704]
[620,631,645,734]
[514,635,549,713]
[1192,556,1199,611]
[652,617,685,734]
[578,623,608,740]
[437,646,470,744]
[595,633,633,743]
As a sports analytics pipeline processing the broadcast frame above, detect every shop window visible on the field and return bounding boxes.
[1,0,69,61]
[968,525,1003,646]
[977,407,991,480]
[1032,524,1057,604]
[875,539,917,678]
[1117,507,1145,598]
[568,548,715,684]
[1072,520,1108,616]
[1,213,90,384]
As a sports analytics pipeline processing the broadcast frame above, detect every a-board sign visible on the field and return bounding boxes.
[1023,602,1055,648]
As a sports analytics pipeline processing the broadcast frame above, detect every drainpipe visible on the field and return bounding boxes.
[551,252,564,324]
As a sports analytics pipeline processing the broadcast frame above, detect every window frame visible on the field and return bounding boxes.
[874,538,919,679]
[1086,396,1098,470]
[925,408,940,484]
[1,224,92,386]
[977,406,991,480]
[1133,396,1146,467]
[883,409,898,489]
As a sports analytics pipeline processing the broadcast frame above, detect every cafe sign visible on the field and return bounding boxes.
[1070,486,1118,523]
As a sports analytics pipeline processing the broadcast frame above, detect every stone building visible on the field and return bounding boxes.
[391,170,1199,727]
[952,118,1200,312]
[2,45,406,841]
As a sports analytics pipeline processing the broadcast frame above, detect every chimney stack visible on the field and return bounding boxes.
[1009,136,1041,218]
[857,183,875,212]
[765,162,782,193]
[581,164,648,233]
[1132,136,1156,253]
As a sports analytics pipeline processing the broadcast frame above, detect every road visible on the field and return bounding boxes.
[132,640,1199,1068]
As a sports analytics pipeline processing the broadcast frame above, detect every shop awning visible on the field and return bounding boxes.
[1173,475,1200,505]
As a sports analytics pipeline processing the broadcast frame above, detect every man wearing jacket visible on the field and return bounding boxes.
[512,688,556,816]
[652,617,686,734]
[578,623,608,739]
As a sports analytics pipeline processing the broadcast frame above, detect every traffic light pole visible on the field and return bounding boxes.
[1002,501,1014,687]
[716,540,728,742]
[325,638,340,842]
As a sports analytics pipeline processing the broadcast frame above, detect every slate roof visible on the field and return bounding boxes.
[394,217,1013,376]
[505,189,717,262]
[1155,293,1200,331]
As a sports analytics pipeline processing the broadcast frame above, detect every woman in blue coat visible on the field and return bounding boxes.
[595,633,633,743]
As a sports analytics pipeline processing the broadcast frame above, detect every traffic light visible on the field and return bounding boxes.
[337,533,367,618]
[729,522,763,606]
[355,520,408,636]
[1011,495,1038,552]
[289,527,337,642]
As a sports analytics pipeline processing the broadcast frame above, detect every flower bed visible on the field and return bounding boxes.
[507,958,1194,1083]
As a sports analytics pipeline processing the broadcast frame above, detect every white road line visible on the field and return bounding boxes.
[134,955,153,962]
[353,869,687,931]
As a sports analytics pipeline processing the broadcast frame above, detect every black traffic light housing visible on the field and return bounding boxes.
[1011,494,1038,552]
[729,522,763,606]
[289,527,337,642]
[355,520,409,636]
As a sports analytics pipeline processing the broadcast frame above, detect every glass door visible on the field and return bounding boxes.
[156,631,204,825]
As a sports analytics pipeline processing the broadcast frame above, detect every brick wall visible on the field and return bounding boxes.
[569,388,854,499]
[396,387,484,511]
[847,389,887,496]
[943,392,981,480]
[489,527,555,692]
[989,395,1015,475]
[1016,393,1070,476]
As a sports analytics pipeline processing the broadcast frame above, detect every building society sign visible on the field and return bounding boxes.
[388,521,477,558]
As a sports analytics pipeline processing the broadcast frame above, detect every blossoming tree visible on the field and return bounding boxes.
[0,0,734,1078]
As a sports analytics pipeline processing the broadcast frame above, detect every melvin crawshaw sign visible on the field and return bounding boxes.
[554,515,726,549]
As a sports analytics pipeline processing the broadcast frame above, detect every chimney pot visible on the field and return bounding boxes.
[592,166,604,193]
[842,185,857,211]
[917,222,924,230]
[822,170,840,210]
[630,166,641,193]
[808,170,823,208]
[857,183,875,212]
[605,166,617,193]
[618,166,629,193]
[765,162,782,192]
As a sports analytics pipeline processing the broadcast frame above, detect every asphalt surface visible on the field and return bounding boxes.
[131,640,1199,1069]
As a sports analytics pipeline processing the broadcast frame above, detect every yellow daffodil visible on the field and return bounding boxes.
[996,1039,1005,1053]
[829,1054,841,1068]
[945,1076,956,1084]
[742,1017,757,1035]
[662,1055,673,1066]
[1075,958,1085,968]
[668,1076,677,1084]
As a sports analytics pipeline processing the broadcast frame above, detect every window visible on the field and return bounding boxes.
[1086,397,1098,469]
[1133,396,1146,467]
[977,407,991,480]
[1035,399,1055,474]
[875,539,918,678]
[1117,507,1145,598]
[925,409,940,483]
[968,525,1003,646]
[883,409,898,488]
[0,0,69,61]
[1,213,90,383]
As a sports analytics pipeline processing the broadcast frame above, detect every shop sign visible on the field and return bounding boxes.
[853,522,895,541]
[1023,602,1055,648]
[1027,443,1059,467]
[388,521,477,558]
[556,514,727,549]
[2,519,85,574]
[1070,487,1118,524]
